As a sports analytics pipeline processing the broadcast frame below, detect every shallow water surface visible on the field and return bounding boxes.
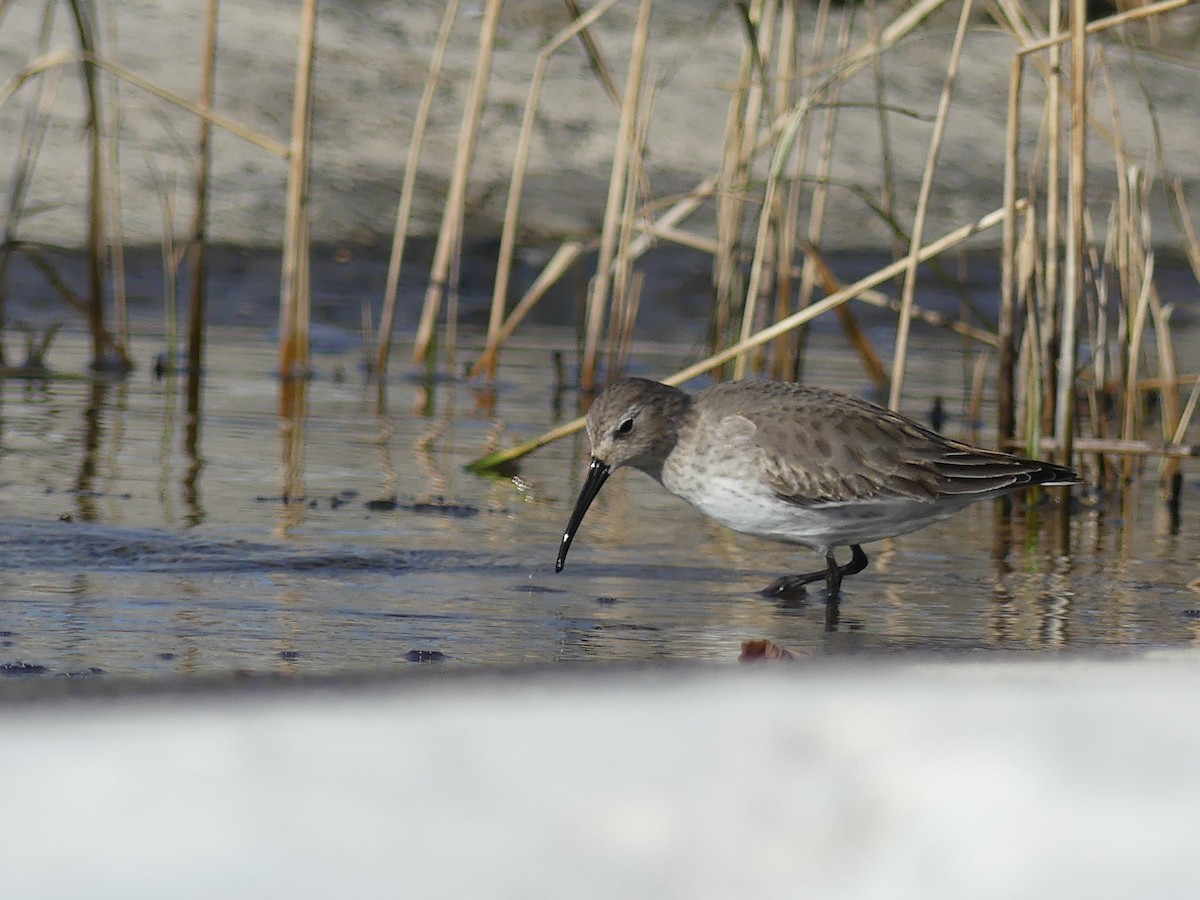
[0,326,1197,678]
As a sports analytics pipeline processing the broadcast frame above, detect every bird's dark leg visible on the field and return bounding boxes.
[762,545,870,600]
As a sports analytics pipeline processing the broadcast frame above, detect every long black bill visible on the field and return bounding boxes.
[555,458,611,572]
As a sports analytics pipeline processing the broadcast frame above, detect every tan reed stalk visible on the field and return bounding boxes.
[887,0,973,412]
[864,0,901,268]
[991,0,1039,46]
[481,0,620,382]
[1086,206,1114,459]
[278,0,318,381]
[66,0,123,370]
[778,0,831,380]
[735,0,780,379]
[999,53,1023,447]
[1134,183,1183,489]
[471,241,586,376]
[1016,436,1199,458]
[467,203,1017,472]
[836,0,952,76]
[1168,179,1200,285]
[100,4,129,365]
[1017,208,1043,455]
[1106,42,1187,482]
[187,0,219,390]
[699,0,951,369]
[374,0,458,379]
[791,0,839,317]
[802,241,890,391]
[61,53,286,157]
[411,0,501,367]
[1171,376,1200,447]
[642,221,999,346]
[562,0,621,105]
[611,270,644,378]
[968,349,989,443]
[711,0,763,364]
[768,0,799,381]
[1040,0,1063,438]
[579,0,652,391]
[790,0,857,382]
[1052,0,1088,469]
[1020,0,1193,55]
[605,72,653,381]
[148,157,181,374]
[470,177,717,379]
[0,0,59,369]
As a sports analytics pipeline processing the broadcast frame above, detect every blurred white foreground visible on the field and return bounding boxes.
[5,651,1197,898]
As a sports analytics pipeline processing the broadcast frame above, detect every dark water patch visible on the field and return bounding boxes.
[404,649,448,663]
[0,519,417,575]
[1,661,49,677]
[364,497,482,517]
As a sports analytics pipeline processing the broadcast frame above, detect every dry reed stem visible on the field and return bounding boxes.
[470,241,586,378]
[789,1,850,381]
[729,0,779,379]
[1052,0,1089,468]
[865,0,901,266]
[66,0,117,370]
[1168,179,1200,284]
[467,203,1017,472]
[375,0,458,378]
[482,0,621,381]
[1018,0,1196,56]
[579,0,652,391]
[1016,436,1199,458]
[835,0,952,78]
[711,0,763,362]
[1040,0,1063,439]
[999,53,1023,445]
[187,0,219,388]
[606,71,654,380]
[1171,375,1200,446]
[101,4,129,364]
[469,179,716,380]
[278,0,317,382]
[705,0,950,372]
[801,239,890,391]
[642,221,998,346]
[0,0,59,369]
[411,0,501,367]
[50,53,288,157]
[147,155,180,372]
[887,0,973,411]
[561,0,622,106]
[768,0,798,381]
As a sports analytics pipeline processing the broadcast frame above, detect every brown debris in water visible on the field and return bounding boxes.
[738,639,800,663]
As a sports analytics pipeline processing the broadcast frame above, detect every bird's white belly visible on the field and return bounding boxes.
[668,472,963,550]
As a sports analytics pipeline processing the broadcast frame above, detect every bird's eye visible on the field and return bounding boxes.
[614,417,634,437]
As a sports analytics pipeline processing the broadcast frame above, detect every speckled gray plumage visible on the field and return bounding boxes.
[561,376,1079,597]
[585,378,1073,509]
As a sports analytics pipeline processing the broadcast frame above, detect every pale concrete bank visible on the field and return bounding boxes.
[5,651,1199,898]
[1,1,1198,251]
